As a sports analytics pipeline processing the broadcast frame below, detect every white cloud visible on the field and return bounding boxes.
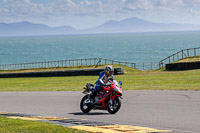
[1,0,12,2]
[1,0,200,28]
[122,0,155,10]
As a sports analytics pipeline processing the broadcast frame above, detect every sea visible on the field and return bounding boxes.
[0,31,200,69]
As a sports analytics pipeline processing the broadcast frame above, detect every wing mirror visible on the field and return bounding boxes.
[119,81,122,86]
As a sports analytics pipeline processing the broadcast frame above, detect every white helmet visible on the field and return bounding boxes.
[105,65,114,75]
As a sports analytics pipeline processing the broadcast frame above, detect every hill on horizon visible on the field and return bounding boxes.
[84,17,200,33]
[1,17,200,36]
[0,21,76,36]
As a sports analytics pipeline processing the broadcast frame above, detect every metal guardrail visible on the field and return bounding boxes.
[0,58,136,70]
[159,47,200,68]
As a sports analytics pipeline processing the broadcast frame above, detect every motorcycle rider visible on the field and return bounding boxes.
[90,65,114,102]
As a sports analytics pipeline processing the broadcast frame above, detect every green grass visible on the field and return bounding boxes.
[120,69,200,90]
[0,116,90,133]
[0,64,200,91]
[172,55,200,63]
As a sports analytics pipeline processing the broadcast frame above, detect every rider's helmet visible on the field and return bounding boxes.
[105,65,114,76]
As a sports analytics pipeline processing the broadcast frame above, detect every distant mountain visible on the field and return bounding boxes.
[0,21,76,36]
[1,18,200,36]
[82,17,200,33]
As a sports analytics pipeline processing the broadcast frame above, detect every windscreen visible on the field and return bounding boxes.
[113,80,119,86]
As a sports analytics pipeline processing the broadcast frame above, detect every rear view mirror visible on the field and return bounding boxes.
[119,81,122,85]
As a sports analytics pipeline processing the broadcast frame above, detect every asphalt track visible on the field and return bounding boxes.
[0,90,199,133]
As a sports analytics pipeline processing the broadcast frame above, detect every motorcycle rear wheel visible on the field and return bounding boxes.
[80,95,93,113]
[107,97,121,114]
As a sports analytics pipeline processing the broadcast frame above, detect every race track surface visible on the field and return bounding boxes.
[0,90,199,133]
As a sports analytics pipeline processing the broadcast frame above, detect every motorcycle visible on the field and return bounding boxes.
[80,80,123,114]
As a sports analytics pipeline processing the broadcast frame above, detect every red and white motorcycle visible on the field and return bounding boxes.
[80,80,122,114]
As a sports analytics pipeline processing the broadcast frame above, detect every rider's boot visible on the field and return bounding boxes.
[90,90,96,103]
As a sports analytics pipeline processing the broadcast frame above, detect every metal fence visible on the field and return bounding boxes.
[136,62,160,70]
[159,47,200,68]
[0,58,136,70]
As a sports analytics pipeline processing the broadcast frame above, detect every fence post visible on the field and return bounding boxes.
[143,63,145,70]
[99,58,101,65]
[182,50,184,59]
[194,48,196,56]
[54,61,56,67]
[177,52,179,60]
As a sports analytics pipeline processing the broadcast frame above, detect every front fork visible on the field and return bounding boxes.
[109,94,122,105]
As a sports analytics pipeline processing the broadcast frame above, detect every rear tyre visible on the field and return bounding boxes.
[80,95,93,113]
[107,97,121,114]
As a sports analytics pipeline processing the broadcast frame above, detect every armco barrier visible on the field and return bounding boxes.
[166,62,200,70]
[0,68,123,78]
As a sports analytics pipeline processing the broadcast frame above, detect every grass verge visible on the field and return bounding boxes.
[172,55,200,63]
[0,64,199,91]
[0,116,90,133]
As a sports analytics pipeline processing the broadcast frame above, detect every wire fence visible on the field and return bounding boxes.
[159,47,200,68]
[136,62,160,70]
[0,58,136,70]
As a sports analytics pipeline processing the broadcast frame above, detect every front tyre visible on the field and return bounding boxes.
[80,95,93,113]
[107,97,121,114]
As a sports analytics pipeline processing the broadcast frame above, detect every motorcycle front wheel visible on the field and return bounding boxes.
[80,95,93,113]
[107,97,121,114]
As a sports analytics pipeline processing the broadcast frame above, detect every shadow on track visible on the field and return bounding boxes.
[69,112,110,116]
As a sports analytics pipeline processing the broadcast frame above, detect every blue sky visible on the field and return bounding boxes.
[0,0,200,29]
